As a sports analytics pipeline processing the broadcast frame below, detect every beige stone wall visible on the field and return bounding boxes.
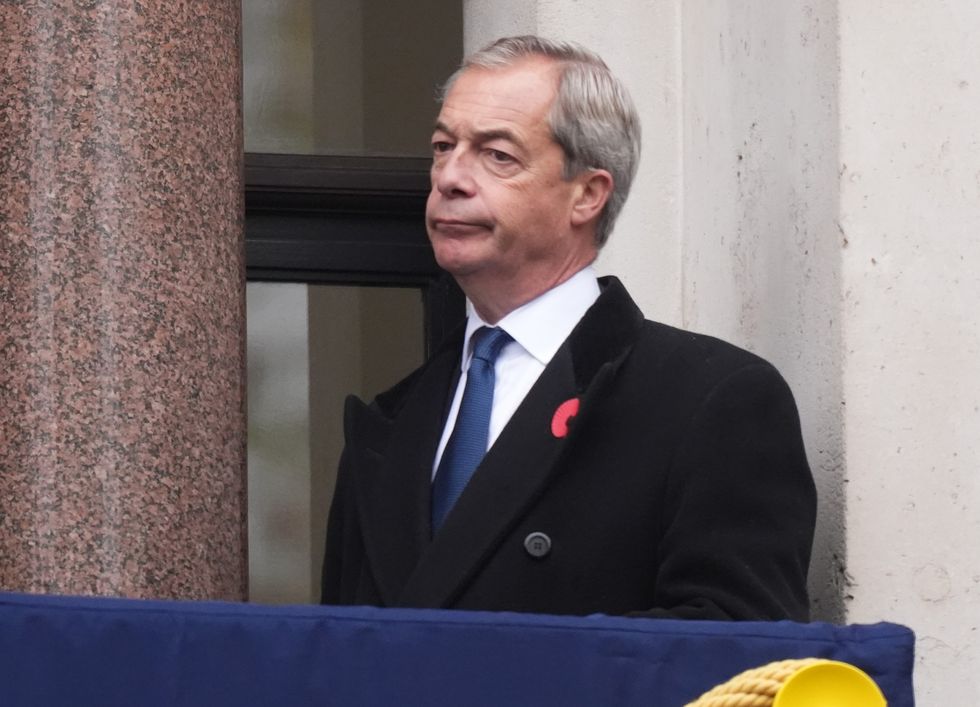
[838,1,980,699]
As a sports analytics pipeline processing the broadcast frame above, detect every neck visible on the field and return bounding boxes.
[464,260,595,325]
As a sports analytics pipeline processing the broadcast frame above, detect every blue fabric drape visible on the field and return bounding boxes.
[0,592,914,706]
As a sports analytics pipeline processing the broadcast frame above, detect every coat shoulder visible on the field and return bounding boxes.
[634,318,784,389]
[590,277,779,389]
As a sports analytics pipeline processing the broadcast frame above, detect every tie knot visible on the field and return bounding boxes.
[471,327,512,366]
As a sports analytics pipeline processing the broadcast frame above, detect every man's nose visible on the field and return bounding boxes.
[433,149,476,198]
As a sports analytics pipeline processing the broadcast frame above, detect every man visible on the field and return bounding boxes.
[321,36,816,621]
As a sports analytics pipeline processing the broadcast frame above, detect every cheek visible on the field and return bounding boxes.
[424,188,440,220]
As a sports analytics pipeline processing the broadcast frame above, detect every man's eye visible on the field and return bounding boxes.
[486,149,515,164]
[432,141,453,154]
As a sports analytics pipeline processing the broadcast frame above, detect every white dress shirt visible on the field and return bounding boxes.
[432,266,601,477]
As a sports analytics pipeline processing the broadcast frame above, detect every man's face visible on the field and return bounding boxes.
[426,57,598,316]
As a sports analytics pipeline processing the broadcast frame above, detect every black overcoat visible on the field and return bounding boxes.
[321,277,816,621]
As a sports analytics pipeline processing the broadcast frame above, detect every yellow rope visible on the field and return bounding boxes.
[684,658,825,707]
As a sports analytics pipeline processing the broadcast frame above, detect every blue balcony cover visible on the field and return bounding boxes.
[0,591,914,706]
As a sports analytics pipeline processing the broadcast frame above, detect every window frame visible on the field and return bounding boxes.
[244,152,464,354]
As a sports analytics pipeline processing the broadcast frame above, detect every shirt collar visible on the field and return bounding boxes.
[462,266,601,367]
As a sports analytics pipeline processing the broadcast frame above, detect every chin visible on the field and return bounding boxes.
[432,241,483,277]
[434,254,478,279]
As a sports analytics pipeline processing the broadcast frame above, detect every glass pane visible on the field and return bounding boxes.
[246,282,425,603]
[242,0,463,157]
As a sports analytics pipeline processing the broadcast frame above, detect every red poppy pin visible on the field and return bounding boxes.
[550,397,581,438]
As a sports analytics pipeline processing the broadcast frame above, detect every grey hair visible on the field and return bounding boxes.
[442,35,641,247]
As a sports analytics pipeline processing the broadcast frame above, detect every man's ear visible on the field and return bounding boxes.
[570,169,614,227]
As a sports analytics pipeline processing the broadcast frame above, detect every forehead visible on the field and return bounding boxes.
[437,57,560,137]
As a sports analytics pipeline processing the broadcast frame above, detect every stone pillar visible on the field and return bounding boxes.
[839,1,980,702]
[0,1,246,600]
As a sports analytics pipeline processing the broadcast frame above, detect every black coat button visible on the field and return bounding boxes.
[524,532,551,558]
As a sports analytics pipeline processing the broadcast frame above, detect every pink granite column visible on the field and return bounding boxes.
[0,1,246,599]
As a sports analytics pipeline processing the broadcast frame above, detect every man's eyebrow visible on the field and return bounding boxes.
[432,120,454,136]
[431,121,525,149]
[476,128,523,146]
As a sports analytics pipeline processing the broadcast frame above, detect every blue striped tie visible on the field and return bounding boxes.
[431,327,513,532]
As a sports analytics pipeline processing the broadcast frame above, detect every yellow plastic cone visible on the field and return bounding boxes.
[773,660,886,707]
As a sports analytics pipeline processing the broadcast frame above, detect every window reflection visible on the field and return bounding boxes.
[247,283,424,603]
[242,0,462,157]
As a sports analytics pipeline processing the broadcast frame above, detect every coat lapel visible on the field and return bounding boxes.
[395,277,645,608]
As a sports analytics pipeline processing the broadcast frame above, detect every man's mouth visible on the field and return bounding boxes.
[430,218,492,233]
